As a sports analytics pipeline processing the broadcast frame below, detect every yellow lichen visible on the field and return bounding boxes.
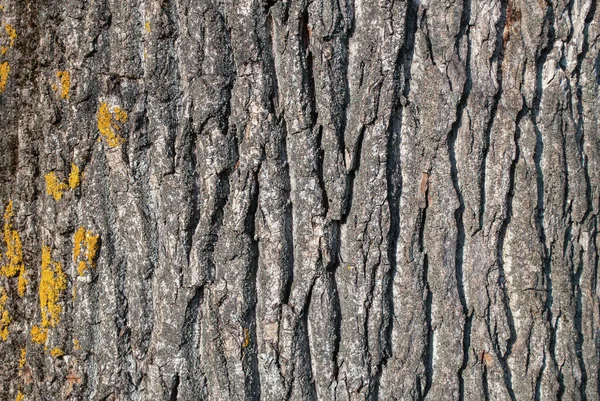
[0,46,6,55]
[39,246,67,329]
[1,201,27,297]
[97,102,127,148]
[50,347,64,358]
[145,21,151,32]
[0,288,10,340]
[113,106,128,123]
[44,165,80,199]
[242,328,250,348]
[73,228,83,263]
[0,309,9,340]
[15,390,23,401]
[0,61,9,93]
[44,172,68,201]
[31,246,67,346]
[5,24,16,48]
[19,347,26,368]
[73,338,81,350]
[68,163,80,189]
[30,325,48,344]
[17,272,26,297]
[56,71,70,99]
[73,227,99,276]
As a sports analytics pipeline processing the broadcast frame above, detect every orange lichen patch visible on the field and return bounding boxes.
[0,61,9,93]
[1,201,27,297]
[481,351,493,366]
[31,246,67,347]
[242,328,250,348]
[5,24,16,47]
[56,71,70,99]
[44,165,81,199]
[44,172,68,201]
[30,325,48,344]
[73,227,99,276]
[39,246,67,329]
[66,370,81,384]
[50,347,64,358]
[145,21,151,32]
[15,390,24,401]
[97,102,127,148]
[113,106,128,122]
[19,347,26,368]
[65,369,82,397]
[73,338,81,351]
[0,288,10,340]
[0,23,15,55]
[17,272,27,297]
[68,163,80,189]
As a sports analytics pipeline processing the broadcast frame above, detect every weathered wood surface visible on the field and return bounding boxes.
[0,0,599,399]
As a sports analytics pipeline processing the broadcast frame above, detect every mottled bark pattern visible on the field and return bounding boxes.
[0,0,599,400]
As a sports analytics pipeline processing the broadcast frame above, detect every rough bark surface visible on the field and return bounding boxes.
[0,0,599,400]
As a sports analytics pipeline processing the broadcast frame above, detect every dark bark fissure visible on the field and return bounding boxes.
[531,1,563,396]
[479,0,508,233]
[448,3,472,395]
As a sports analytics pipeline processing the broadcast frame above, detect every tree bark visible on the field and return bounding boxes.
[0,0,599,400]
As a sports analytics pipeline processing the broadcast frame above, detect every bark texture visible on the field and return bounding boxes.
[0,0,599,399]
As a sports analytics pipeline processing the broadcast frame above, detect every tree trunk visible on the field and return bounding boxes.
[0,0,599,399]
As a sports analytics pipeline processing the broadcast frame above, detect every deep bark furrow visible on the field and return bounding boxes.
[448,31,472,399]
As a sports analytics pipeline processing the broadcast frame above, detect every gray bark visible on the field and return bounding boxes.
[0,0,599,400]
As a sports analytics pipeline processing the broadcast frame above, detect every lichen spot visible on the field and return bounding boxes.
[56,71,70,99]
[73,338,81,351]
[145,21,151,32]
[97,102,127,148]
[68,163,80,189]
[19,347,26,368]
[39,245,67,328]
[44,172,68,201]
[73,227,99,276]
[0,288,10,340]
[2,201,27,297]
[0,61,9,93]
[5,24,16,47]
[242,328,250,348]
[113,106,128,123]
[50,347,64,358]
[30,325,48,344]
[15,390,23,401]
